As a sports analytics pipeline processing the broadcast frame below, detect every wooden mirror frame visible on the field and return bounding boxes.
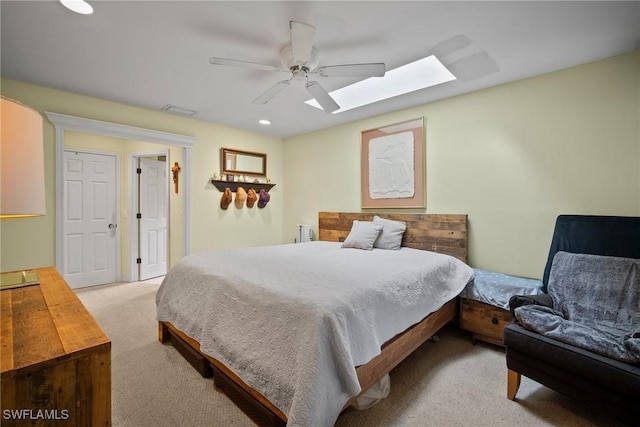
[220,148,267,177]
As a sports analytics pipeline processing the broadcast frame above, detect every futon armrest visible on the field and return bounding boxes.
[508,294,553,319]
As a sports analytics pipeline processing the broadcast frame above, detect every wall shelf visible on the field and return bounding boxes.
[210,179,275,193]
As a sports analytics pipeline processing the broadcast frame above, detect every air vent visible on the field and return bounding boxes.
[161,104,196,117]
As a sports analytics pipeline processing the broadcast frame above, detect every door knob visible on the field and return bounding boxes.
[109,223,117,229]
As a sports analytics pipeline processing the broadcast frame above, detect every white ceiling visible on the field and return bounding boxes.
[2,1,639,138]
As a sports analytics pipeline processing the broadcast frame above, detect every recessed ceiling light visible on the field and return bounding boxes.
[60,0,94,15]
[305,55,456,113]
[258,119,272,125]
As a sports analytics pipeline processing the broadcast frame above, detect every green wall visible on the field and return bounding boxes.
[283,52,640,278]
[1,79,283,274]
[2,52,638,280]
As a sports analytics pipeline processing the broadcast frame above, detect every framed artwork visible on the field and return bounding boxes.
[361,117,425,209]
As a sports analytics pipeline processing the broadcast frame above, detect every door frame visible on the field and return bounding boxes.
[129,151,170,282]
[46,112,196,280]
[62,148,121,286]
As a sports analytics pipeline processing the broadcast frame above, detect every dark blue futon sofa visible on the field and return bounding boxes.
[504,215,640,426]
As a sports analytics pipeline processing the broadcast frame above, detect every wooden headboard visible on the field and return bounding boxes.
[318,212,468,262]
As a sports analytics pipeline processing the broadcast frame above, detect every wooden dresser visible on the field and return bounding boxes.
[1,267,111,426]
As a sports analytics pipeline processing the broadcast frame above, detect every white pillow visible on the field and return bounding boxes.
[342,220,383,250]
[373,216,407,250]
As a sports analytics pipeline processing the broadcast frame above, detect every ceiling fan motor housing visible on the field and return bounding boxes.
[290,67,309,83]
[281,45,319,71]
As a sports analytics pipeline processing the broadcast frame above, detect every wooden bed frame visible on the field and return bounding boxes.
[158,212,468,426]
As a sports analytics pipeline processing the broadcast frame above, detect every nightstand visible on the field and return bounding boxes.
[460,298,511,346]
[459,269,544,346]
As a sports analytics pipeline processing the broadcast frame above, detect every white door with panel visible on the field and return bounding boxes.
[138,158,168,280]
[63,151,118,288]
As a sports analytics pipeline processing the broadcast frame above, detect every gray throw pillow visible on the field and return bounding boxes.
[373,216,407,250]
[342,220,383,250]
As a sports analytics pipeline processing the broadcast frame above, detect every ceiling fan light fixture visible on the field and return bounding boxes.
[59,0,93,15]
[305,55,456,113]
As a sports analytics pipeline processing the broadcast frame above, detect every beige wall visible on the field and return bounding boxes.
[283,52,640,278]
[1,79,283,273]
[2,52,638,280]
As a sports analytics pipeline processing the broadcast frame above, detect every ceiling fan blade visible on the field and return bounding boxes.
[306,81,339,113]
[290,21,315,64]
[253,80,290,104]
[209,57,282,72]
[316,63,386,78]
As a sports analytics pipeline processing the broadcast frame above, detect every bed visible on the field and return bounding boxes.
[156,212,470,426]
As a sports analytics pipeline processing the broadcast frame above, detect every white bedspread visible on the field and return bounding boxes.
[156,241,472,426]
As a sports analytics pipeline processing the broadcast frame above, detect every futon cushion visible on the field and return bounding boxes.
[542,215,640,289]
[514,252,640,363]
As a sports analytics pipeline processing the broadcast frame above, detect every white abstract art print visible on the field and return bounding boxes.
[368,131,415,199]
[361,117,424,209]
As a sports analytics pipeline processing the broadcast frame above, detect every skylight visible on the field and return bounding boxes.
[60,0,93,15]
[306,55,456,113]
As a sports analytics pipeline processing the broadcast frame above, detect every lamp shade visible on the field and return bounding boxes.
[1,96,46,218]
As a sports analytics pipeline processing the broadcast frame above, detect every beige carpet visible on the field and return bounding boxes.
[76,280,623,427]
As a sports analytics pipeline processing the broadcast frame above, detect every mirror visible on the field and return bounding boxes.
[221,148,267,177]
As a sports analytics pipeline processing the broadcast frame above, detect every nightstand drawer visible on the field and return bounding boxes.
[460,298,511,346]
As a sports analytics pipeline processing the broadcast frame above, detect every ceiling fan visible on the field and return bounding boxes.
[209,21,386,113]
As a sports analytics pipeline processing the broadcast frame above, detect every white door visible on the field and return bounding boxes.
[63,151,117,288]
[138,158,168,280]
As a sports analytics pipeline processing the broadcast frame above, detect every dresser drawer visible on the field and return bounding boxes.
[460,298,511,346]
